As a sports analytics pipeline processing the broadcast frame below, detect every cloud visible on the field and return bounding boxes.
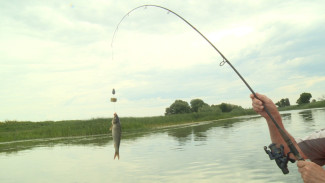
[1,0,325,121]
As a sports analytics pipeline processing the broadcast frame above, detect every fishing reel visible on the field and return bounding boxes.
[264,143,296,174]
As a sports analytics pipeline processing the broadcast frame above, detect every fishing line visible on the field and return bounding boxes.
[111,4,304,163]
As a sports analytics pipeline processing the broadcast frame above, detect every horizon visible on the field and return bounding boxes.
[1,95,322,122]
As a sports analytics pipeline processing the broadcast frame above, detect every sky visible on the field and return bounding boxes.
[1,0,324,122]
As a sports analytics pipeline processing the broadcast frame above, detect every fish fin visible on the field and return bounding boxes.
[114,152,120,160]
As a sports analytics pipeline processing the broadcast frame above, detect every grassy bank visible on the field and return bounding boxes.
[0,109,255,142]
[1,100,324,143]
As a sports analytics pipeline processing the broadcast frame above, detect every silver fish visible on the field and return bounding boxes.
[111,113,121,160]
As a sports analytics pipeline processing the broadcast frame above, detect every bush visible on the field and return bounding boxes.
[165,100,191,115]
[296,92,312,105]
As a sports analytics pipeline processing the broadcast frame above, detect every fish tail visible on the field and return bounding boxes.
[114,152,120,160]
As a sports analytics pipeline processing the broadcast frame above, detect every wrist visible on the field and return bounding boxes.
[264,109,281,120]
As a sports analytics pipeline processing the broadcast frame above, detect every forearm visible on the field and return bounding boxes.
[251,93,307,159]
[266,117,285,143]
[265,117,307,159]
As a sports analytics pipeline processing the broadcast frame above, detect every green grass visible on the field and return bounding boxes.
[0,109,255,142]
[0,118,110,142]
[1,100,324,143]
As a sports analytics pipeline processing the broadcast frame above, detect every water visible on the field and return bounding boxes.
[1,108,324,183]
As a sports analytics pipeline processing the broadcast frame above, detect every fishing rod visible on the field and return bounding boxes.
[111,4,304,173]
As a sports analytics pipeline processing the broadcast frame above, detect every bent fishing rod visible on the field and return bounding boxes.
[111,4,304,173]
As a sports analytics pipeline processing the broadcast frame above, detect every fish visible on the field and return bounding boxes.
[111,113,121,160]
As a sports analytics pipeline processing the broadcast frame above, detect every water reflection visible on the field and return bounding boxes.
[0,135,110,155]
[192,125,208,142]
[0,129,157,155]
[167,118,247,145]
[167,126,193,146]
[281,113,292,121]
[299,110,314,122]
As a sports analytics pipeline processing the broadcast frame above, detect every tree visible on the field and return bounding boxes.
[190,99,206,112]
[198,104,222,114]
[296,92,312,105]
[275,98,290,107]
[165,100,191,115]
[219,103,232,112]
[198,104,212,112]
[217,103,242,112]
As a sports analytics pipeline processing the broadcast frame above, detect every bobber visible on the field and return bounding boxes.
[111,88,117,102]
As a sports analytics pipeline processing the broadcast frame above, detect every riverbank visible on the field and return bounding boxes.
[1,101,324,142]
[0,109,255,142]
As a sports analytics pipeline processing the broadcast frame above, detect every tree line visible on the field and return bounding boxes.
[275,92,313,107]
[165,92,315,115]
[165,98,243,115]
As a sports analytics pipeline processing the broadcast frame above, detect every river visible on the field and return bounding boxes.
[0,108,324,183]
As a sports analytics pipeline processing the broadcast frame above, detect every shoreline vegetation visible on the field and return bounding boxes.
[1,100,325,143]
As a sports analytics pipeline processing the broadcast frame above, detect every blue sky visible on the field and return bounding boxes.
[1,0,324,121]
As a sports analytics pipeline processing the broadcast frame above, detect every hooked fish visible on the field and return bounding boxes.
[111,113,121,160]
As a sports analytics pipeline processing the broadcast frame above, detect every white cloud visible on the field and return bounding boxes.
[1,0,325,121]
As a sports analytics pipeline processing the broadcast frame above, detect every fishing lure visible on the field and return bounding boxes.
[111,4,304,173]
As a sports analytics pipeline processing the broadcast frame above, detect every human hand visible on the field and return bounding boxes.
[250,93,279,120]
[297,160,325,183]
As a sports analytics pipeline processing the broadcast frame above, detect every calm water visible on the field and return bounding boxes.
[1,108,324,183]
